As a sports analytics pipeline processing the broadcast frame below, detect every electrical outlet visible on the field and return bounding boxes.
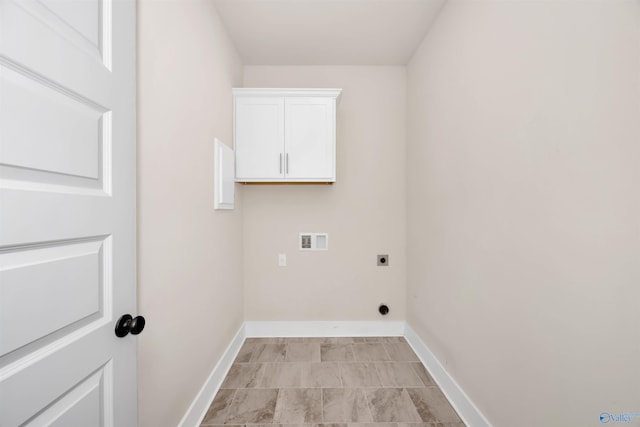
[377,254,389,266]
[278,253,287,267]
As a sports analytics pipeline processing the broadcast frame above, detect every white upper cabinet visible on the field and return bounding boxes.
[234,95,285,180]
[233,88,341,183]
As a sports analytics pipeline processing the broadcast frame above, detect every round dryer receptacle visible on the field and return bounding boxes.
[379,304,389,316]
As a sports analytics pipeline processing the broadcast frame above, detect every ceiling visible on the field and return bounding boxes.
[213,0,445,66]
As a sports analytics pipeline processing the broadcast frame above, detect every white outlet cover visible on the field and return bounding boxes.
[316,235,327,250]
[299,233,328,251]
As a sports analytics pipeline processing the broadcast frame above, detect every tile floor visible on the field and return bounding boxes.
[200,337,465,427]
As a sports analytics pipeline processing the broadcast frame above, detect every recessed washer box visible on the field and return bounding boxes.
[299,233,328,251]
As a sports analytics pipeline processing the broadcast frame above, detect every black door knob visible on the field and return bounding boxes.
[130,315,146,335]
[115,314,146,338]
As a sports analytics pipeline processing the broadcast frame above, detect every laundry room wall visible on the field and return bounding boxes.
[137,1,244,426]
[406,2,640,426]
[242,66,408,322]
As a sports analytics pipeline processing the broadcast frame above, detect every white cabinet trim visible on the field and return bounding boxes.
[232,88,342,104]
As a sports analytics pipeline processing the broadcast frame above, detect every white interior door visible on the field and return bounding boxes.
[0,0,138,426]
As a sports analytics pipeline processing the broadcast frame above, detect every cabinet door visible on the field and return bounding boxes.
[235,96,285,180]
[285,97,335,181]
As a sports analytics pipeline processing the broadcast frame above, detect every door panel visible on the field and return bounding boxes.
[0,239,107,357]
[38,0,101,48]
[235,96,285,180]
[0,333,112,426]
[0,0,112,105]
[0,64,105,179]
[284,97,335,180]
[0,0,137,425]
[28,363,111,427]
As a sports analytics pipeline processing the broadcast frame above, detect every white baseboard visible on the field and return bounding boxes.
[178,321,491,427]
[244,320,406,338]
[404,324,492,427]
[177,324,246,427]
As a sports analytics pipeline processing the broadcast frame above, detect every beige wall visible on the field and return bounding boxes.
[137,1,244,426]
[242,66,407,321]
[406,2,640,427]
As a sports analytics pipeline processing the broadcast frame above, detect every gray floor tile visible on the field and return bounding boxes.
[397,423,465,427]
[252,425,308,427]
[251,344,287,362]
[321,344,355,362]
[323,388,373,422]
[253,425,310,427]
[353,343,391,362]
[201,338,465,427]
[330,337,357,344]
[247,337,292,344]
[365,388,422,422]
[301,362,342,388]
[351,337,404,343]
[406,388,462,423]
[245,337,271,344]
[353,337,381,343]
[384,343,420,362]
[224,388,278,424]
[258,363,303,388]
[273,388,322,423]
[304,337,355,344]
[383,337,407,343]
[375,363,424,387]
[339,362,382,387]
[221,363,264,389]
[409,363,435,386]
[286,337,323,343]
[286,343,321,362]
[234,343,254,363]
[349,423,396,427]
[273,337,307,343]
[200,389,235,425]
